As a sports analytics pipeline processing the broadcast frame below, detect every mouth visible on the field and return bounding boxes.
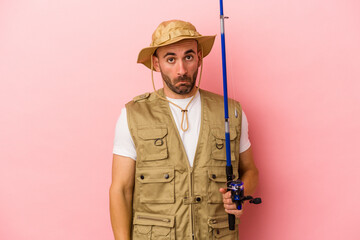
[175,77,191,84]
[176,80,191,84]
[175,81,192,87]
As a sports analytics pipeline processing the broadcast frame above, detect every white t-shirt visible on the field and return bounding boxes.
[113,91,251,166]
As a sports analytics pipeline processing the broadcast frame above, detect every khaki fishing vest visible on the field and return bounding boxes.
[126,88,242,240]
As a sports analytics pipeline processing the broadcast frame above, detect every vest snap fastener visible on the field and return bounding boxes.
[154,138,164,146]
[211,219,217,224]
[196,197,201,202]
[216,143,224,149]
[212,174,216,179]
[164,173,169,179]
[140,175,144,180]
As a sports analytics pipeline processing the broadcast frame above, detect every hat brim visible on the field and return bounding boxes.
[137,35,216,69]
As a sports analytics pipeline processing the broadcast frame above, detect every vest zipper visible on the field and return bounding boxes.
[137,215,171,223]
[189,167,194,239]
[163,93,198,239]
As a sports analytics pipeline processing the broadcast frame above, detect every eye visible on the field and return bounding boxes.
[185,55,194,61]
[167,57,175,63]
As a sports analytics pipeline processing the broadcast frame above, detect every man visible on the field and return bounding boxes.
[110,20,259,240]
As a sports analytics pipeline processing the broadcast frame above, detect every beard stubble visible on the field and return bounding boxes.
[161,69,198,95]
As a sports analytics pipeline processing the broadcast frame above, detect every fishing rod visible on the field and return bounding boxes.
[219,0,262,231]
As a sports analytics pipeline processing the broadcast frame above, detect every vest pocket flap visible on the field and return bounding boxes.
[136,168,174,183]
[134,212,175,228]
[208,170,227,183]
[138,128,168,140]
[208,168,239,183]
[208,215,229,229]
[211,127,237,140]
[208,215,239,239]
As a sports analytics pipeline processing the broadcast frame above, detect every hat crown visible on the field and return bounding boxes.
[150,20,202,47]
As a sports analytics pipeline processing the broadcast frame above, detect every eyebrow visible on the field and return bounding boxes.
[163,52,175,58]
[163,49,196,58]
[185,49,196,55]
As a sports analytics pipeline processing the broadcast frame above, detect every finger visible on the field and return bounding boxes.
[225,209,244,218]
[223,203,238,210]
[222,192,233,200]
[225,210,243,217]
[222,190,231,198]
[219,188,232,198]
[222,197,234,204]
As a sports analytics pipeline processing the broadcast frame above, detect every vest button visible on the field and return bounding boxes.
[212,174,217,179]
[164,174,169,179]
[196,197,202,202]
[140,175,144,180]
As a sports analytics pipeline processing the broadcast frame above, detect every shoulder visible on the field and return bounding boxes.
[127,89,164,105]
[125,92,154,109]
[132,92,151,102]
[125,90,164,115]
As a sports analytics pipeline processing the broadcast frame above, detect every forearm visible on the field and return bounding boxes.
[241,168,259,196]
[238,147,259,196]
[109,187,133,240]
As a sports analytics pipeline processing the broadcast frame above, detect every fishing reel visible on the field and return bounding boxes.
[228,179,262,210]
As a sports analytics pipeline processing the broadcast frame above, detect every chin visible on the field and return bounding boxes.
[177,87,194,95]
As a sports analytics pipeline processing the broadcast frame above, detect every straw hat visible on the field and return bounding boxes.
[137,20,216,69]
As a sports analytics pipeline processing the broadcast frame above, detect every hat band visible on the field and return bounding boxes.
[151,29,201,46]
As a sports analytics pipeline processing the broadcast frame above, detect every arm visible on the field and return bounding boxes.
[109,154,135,240]
[237,146,259,196]
[220,146,259,217]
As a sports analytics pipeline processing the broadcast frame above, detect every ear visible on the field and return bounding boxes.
[152,55,160,72]
[197,50,202,68]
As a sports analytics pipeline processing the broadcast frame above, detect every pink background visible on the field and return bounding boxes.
[1,0,359,239]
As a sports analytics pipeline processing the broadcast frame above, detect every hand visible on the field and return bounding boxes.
[219,188,244,218]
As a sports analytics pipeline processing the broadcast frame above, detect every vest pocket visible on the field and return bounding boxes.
[136,167,175,203]
[210,127,237,161]
[207,168,239,204]
[207,168,227,203]
[137,127,168,161]
[208,215,239,240]
[133,212,175,240]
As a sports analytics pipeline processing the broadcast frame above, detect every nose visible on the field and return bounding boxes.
[177,60,188,76]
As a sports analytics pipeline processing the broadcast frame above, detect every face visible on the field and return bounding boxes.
[153,39,201,98]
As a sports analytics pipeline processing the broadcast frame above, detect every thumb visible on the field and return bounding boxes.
[219,188,227,194]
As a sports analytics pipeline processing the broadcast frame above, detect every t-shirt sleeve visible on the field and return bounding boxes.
[112,107,137,160]
[239,110,251,153]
